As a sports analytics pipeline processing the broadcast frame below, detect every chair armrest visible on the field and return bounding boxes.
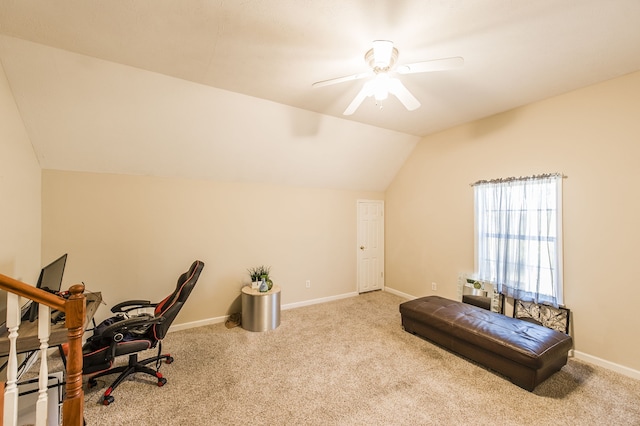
[111,300,158,313]
[100,315,164,339]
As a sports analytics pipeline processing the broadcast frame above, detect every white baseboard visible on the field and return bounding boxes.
[281,291,358,310]
[572,350,640,381]
[169,315,227,333]
[384,286,416,301]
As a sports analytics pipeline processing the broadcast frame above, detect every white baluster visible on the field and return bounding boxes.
[3,292,21,426]
[36,303,51,426]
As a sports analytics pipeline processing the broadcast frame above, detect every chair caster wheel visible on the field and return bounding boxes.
[102,395,115,406]
[165,356,174,364]
[158,377,167,387]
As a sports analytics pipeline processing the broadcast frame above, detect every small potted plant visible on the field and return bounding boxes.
[247,265,273,291]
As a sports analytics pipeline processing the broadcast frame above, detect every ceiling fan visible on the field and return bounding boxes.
[313,40,464,115]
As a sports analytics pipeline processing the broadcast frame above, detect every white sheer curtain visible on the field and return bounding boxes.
[474,174,563,306]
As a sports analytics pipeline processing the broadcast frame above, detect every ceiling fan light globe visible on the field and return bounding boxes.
[374,91,388,101]
[373,73,391,100]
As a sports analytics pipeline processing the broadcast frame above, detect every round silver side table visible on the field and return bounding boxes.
[241,285,281,332]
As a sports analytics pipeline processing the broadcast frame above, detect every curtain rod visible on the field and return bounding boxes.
[470,173,567,187]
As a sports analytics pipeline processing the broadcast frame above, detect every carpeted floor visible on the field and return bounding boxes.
[77,291,639,425]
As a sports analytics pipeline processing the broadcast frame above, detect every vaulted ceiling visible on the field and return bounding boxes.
[1,1,639,191]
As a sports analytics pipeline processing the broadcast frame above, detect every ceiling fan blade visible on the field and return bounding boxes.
[396,56,464,75]
[312,72,371,88]
[343,81,373,115]
[388,78,421,111]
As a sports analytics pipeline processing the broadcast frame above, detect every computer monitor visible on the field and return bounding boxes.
[26,253,68,322]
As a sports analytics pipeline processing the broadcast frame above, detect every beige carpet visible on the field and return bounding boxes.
[78,291,640,425]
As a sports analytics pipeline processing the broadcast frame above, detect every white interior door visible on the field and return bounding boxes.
[357,200,384,293]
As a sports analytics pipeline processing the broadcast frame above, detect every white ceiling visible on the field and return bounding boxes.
[1,1,639,190]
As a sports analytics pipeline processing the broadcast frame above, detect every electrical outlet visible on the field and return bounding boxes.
[306,280,311,288]
[431,282,437,291]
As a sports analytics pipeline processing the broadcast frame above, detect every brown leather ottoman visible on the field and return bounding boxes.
[399,296,573,391]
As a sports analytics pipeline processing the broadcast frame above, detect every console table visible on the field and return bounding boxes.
[241,285,281,332]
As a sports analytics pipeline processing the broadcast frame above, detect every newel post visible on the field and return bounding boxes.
[62,284,86,426]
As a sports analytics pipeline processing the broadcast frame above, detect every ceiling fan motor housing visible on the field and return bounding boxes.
[365,45,399,73]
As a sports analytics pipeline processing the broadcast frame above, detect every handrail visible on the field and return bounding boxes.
[0,272,85,426]
[0,274,66,312]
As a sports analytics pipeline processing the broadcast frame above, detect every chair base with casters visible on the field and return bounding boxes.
[86,344,173,405]
[82,260,204,405]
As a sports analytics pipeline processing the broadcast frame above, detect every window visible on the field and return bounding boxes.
[474,174,563,306]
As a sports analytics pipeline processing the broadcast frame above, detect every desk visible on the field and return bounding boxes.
[241,286,280,332]
[0,292,102,357]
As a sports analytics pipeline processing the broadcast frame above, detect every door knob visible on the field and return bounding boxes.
[360,246,365,250]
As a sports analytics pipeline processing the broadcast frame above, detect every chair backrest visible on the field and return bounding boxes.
[152,260,204,340]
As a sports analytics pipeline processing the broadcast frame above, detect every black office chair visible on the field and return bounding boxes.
[83,260,204,405]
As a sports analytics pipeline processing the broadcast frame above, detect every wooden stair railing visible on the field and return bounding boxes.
[0,273,86,426]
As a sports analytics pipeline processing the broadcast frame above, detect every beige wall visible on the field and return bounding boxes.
[0,60,41,283]
[386,71,640,373]
[42,170,382,324]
